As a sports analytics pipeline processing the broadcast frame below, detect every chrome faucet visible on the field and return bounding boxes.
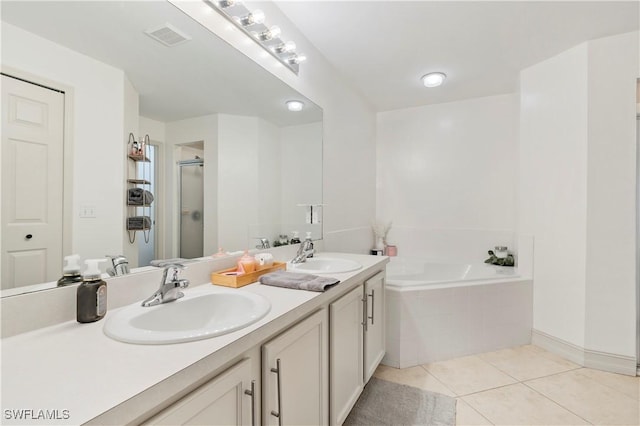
[291,238,314,264]
[141,264,189,307]
[106,255,129,276]
[255,237,270,249]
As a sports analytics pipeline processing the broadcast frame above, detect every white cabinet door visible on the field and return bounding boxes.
[263,309,329,426]
[364,271,386,382]
[144,358,257,426]
[329,285,364,426]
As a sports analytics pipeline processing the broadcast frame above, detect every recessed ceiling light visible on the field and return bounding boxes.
[421,72,446,88]
[286,100,304,112]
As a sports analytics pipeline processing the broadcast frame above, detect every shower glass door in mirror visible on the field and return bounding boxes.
[178,146,205,259]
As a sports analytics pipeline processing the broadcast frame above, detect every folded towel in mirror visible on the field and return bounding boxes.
[128,188,154,206]
[259,270,339,292]
[127,216,151,230]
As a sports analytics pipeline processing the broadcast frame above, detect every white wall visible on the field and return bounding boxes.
[280,122,323,239]
[165,115,218,257]
[256,119,282,245]
[520,31,639,362]
[2,23,126,260]
[123,77,140,266]
[376,94,519,262]
[172,1,378,254]
[584,32,638,357]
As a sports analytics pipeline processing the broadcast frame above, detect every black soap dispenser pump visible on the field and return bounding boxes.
[77,259,108,323]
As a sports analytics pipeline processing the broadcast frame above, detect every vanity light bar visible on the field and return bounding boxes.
[203,0,303,74]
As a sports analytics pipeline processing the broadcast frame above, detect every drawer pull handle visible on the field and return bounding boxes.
[368,289,375,325]
[270,358,283,426]
[244,380,256,426]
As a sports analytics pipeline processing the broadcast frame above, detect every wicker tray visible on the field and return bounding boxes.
[210,261,286,288]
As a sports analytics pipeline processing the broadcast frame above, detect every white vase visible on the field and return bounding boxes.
[375,237,385,250]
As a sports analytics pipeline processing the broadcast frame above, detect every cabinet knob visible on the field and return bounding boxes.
[25,234,33,240]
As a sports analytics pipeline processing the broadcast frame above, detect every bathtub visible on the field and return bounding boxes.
[386,257,520,290]
[383,257,532,368]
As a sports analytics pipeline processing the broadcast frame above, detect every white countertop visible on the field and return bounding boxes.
[1,253,388,425]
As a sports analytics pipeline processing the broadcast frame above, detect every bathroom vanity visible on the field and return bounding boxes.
[1,253,388,425]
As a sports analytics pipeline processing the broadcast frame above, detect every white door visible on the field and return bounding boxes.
[263,309,328,426]
[329,285,364,426]
[1,75,64,290]
[143,358,255,425]
[364,271,386,382]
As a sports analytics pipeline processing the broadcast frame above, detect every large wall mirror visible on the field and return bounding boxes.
[1,0,323,296]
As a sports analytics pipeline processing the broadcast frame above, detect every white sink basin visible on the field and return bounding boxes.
[104,290,271,345]
[287,257,362,274]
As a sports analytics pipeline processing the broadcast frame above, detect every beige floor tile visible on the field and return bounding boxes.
[373,364,456,397]
[423,355,517,396]
[478,344,580,381]
[526,369,639,425]
[455,399,493,425]
[463,383,589,425]
[574,368,640,401]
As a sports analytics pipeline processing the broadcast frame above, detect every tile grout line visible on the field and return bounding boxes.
[454,398,495,426]
[520,378,594,425]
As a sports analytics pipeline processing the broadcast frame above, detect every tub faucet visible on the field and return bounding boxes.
[291,238,314,264]
[106,255,129,276]
[141,264,189,307]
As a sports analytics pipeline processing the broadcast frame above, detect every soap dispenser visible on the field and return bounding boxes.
[57,254,83,287]
[290,231,301,244]
[77,259,108,323]
[305,232,314,258]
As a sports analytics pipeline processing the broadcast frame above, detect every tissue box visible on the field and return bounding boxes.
[210,262,287,288]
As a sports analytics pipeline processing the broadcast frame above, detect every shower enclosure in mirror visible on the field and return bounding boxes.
[178,150,205,259]
[0,0,323,298]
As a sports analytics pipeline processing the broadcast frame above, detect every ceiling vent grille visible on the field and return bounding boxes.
[145,23,191,47]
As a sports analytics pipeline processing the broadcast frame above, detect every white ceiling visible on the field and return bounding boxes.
[276,1,639,111]
[1,1,322,126]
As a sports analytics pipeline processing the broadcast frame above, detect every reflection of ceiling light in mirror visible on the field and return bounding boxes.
[286,100,304,112]
[421,72,446,87]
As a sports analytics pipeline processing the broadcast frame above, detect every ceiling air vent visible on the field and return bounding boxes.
[145,23,191,47]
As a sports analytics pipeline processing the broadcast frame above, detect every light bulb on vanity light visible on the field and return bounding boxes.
[286,100,304,112]
[421,72,446,88]
[218,0,240,8]
[257,25,281,41]
[287,53,307,65]
[273,40,296,54]
[239,9,265,26]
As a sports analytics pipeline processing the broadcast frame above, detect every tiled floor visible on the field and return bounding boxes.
[374,345,640,425]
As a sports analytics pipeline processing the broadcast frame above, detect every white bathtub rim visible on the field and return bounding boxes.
[386,275,532,292]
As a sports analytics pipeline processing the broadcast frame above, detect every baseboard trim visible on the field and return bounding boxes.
[584,349,638,376]
[532,329,637,376]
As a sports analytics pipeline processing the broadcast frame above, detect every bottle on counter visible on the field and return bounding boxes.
[238,250,256,274]
[290,231,301,244]
[77,259,108,323]
[57,254,83,287]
